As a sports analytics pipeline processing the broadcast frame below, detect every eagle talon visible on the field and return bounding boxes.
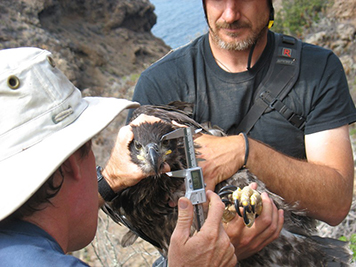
[221,198,231,207]
[220,185,238,191]
[218,185,263,227]
[218,190,236,198]
[243,206,250,226]
[235,199,242,217]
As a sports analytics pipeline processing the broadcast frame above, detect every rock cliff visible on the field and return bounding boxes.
[304,0,356,99]
[0,0,170,100]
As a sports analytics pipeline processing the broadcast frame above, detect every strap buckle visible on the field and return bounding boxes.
[260,90,306,130]
[288,113,306,130]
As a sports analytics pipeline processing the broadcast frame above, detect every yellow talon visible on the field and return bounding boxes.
[232,192,238,200]
[219,185,263,227]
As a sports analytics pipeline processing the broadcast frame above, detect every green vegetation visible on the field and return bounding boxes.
[339,234,356,262]
[273,0,330,37]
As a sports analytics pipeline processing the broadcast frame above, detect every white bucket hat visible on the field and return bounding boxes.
[0,47,139,221]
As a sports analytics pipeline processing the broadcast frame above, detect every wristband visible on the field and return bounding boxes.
[97,166,116,202]
[240,132,249,167]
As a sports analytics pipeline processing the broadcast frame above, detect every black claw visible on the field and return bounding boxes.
[235,199,242,217]
[219,185,237,193]
[218,190,234,198]
[221,198,231,207]
[243,206,250,226]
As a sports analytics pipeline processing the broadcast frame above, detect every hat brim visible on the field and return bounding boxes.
[0,97,139,220]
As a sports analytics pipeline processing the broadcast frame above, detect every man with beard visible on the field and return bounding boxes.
[128,0,356,261]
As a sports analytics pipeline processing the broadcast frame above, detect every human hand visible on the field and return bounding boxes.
[103,114,170,192]
[168,190,237,267]
[223,184,284,260]
[195,133,245,191]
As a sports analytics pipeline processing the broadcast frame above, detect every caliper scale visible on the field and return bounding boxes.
[161,127,206,230]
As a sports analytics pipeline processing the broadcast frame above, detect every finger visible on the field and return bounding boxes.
[257,192,275,230]
[243,192,275,244]
[253,193,284,249]
[259,209,284,249]
[261,192,279,234]
[172,120,187,128]
[117,125,134,146]
[204,190,225,226]
[249,182,258,190]
[130,114,161,126]
[260,192,274,218]
[226,245,238,266]
[171,197,194,244]
[218,242,238,267]
[160,162,171,173]
[222,212,245,240]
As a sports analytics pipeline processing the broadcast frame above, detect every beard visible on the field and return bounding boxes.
[209,18,268,51]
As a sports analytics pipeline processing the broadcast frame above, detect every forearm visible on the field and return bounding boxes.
[246,138,353,225]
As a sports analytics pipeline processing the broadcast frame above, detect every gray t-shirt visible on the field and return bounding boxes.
[130,31,356,159]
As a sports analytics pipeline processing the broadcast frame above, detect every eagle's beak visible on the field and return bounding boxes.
[146,143,160,175]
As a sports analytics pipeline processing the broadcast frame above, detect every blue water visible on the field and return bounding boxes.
[150,0,208,49]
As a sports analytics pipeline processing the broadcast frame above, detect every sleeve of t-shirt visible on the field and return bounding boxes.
[127,67,183,122]
[304,51,356,134]
[127,55,193,123]
[133,72,170,105]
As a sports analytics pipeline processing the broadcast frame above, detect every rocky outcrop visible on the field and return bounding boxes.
[303,0,356,98]
[0,0,170,100]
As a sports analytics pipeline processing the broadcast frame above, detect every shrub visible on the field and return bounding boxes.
[273,0,329,37]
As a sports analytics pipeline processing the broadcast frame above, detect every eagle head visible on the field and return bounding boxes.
[129,121,184,175]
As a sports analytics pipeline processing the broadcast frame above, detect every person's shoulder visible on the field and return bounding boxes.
[143,34,207,73]
[0,219,89,266]
[300,40,343,70]
[302,41,333,54]
[0,244,89,267]
[271,31,333,56]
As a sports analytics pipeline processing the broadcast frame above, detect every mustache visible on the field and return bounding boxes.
[216,20,251,30]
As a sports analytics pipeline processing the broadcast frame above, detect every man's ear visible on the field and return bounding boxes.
[61,152,82,181]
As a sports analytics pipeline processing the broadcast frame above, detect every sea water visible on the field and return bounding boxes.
[150,0,208,49]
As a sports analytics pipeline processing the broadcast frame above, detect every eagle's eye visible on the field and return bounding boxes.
[134,140,142,150]
[161,139,169,147]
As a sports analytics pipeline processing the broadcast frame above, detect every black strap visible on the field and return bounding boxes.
[97,166,117,202]
[236,33,305,134]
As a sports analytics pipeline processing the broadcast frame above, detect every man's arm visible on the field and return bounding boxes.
[196,124,354,225]
[304,125,354,223]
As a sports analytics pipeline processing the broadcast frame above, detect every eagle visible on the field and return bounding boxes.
[102,102,352,267]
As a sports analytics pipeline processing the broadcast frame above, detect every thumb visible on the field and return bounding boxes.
[117,125,134,147]
[171,197,194,243]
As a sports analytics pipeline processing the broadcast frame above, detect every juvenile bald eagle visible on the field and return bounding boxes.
[102,103,351,266]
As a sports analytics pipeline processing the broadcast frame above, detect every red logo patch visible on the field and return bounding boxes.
[282,48,292,57]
